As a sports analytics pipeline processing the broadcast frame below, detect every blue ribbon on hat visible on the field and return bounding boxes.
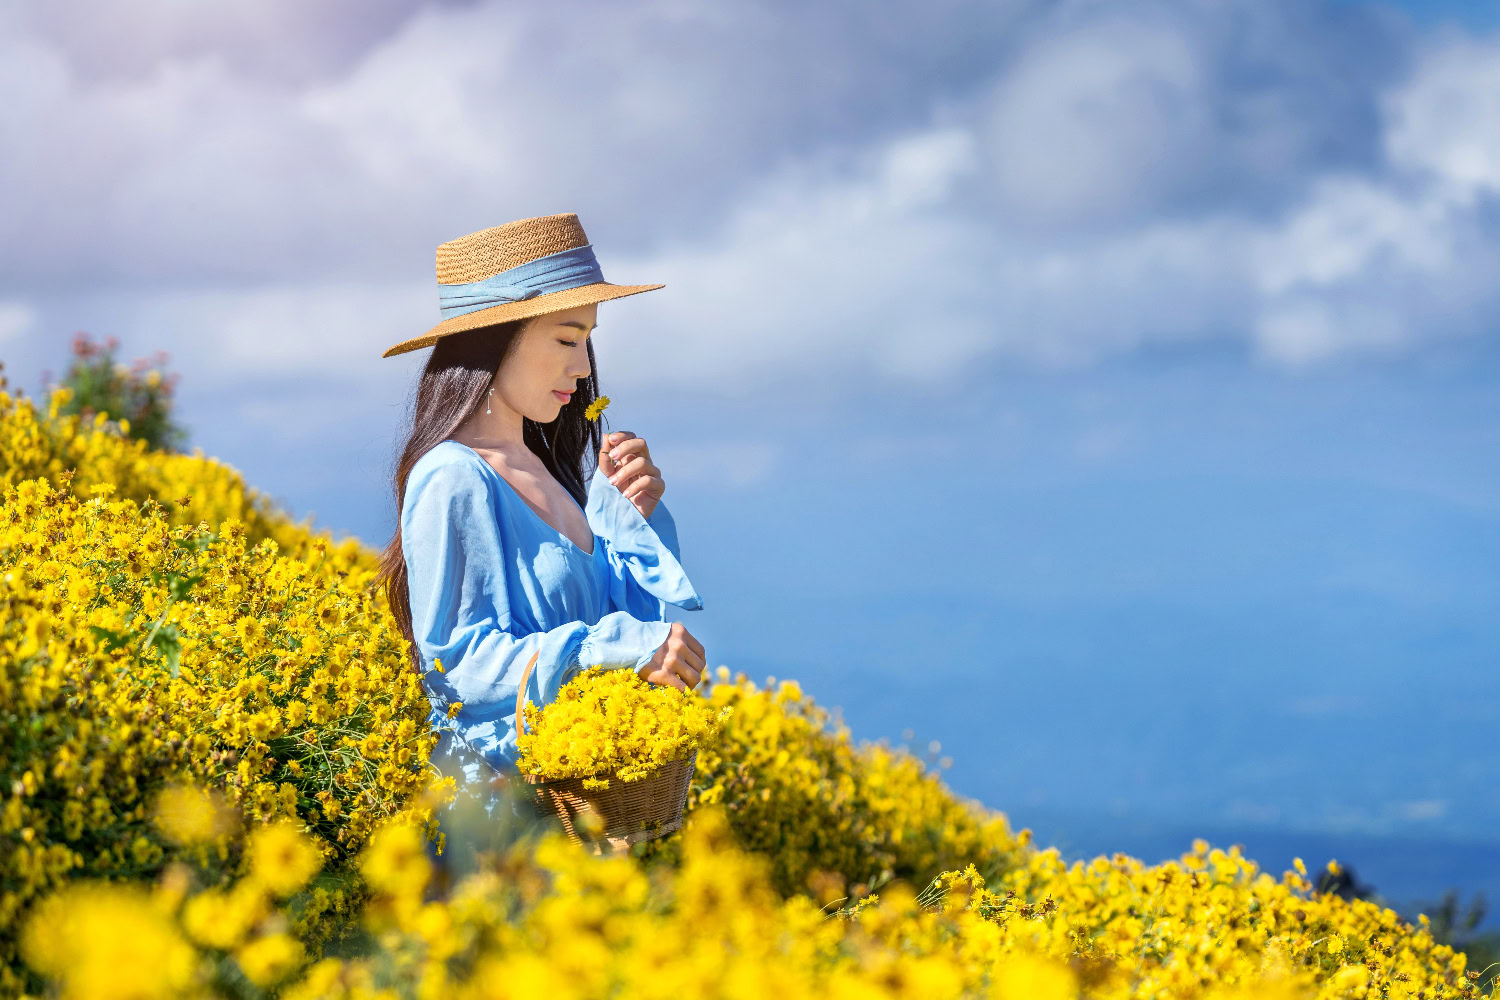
[437,243,605,320]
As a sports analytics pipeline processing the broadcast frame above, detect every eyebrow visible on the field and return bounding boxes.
[556,321,595,333]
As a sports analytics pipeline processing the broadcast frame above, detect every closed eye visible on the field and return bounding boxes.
[558,339,579,348]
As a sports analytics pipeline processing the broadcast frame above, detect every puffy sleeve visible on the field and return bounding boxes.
[586,465,705,621]
[401,457,673,772]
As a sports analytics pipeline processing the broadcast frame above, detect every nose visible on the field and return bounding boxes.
[567,340,591,380]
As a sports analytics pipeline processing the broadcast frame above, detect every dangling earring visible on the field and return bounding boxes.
[486,388,492,414]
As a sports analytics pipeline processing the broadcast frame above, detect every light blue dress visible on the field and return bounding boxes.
[399,438,705,803]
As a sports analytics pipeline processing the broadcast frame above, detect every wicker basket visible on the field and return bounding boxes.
[512,650,696,855]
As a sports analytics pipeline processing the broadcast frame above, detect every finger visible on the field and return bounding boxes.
[677,629,706,660]
[603,446,640,482]
[622,475,662,502]
[664,662,695,690]
[606,434,641,455]
[672,641,706,677]
[606,439,646,471]
[669,654,702,685]
[663,672,687,692]
[608,454,650,486]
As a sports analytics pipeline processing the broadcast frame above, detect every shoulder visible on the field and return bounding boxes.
[403,442,494,512]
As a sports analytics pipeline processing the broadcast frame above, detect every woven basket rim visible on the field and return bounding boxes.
[517,749,696,788]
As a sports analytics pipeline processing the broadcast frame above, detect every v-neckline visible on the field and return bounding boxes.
[444,440,596,557]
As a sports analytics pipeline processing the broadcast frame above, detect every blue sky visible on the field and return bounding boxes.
[2,0,1497,912]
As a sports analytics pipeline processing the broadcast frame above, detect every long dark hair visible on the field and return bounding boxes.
[375,319,606,672]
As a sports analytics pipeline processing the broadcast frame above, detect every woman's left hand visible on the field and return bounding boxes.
[599,430,664,521]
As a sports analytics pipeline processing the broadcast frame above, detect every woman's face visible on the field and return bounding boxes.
[492,302,598,422]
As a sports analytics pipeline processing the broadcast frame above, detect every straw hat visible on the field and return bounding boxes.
[380,212,664,358]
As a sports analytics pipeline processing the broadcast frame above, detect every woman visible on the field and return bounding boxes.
[376,213,708,811]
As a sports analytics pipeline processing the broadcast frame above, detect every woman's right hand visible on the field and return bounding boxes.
[637,622,706,691]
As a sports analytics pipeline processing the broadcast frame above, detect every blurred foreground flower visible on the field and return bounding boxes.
[20,882,200,1000]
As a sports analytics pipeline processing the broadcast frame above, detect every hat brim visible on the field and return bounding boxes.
[381,280,665,358]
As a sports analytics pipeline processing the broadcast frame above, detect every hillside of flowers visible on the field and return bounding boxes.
[0,374,318,554]
[1,380,1491,999]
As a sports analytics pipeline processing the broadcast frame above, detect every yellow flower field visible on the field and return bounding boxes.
[0,383,1491,999]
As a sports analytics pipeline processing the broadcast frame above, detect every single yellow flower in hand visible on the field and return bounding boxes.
[583,395,610,422]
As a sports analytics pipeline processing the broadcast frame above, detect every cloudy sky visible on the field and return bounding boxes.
[3,0,1498,910]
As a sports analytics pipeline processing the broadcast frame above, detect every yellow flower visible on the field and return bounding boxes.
[65,576,94,606]
[247,821,323,897]
[584,395,611,421]
[153,784,235,847]
[236,933,305,987]
[989,952,1078,999]
[361,821,431,897]
[1331,965,1367,991]
[514,665,727,784]
[22,882,199,999]
[182,884,265,951]
[246,708,282,741]
[235,615,267,649]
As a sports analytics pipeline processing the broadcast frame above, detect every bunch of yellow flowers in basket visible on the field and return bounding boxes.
[515,665,730,789]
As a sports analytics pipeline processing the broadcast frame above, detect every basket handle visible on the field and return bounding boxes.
[516,649,540,735]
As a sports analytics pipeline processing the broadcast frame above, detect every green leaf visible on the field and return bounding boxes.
[86,623,132,654]
[146,623,182,677]
[167,571,203,602]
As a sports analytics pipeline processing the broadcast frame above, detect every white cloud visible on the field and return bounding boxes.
[106,279,434,377]
[1250,176,1458,296]
[877,128,982,211]
[11,0,431,85]
[594,122,999,387]
[610,25,1500,381]
[600,120,1260,383]
[1,0,1029,291]
[1251,298,1409,367]
[0,301,36,343]
[976,13,1212,230]
[1390,798,1448,822]
[6,0,1500,411]
[1384,32,1500,205]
